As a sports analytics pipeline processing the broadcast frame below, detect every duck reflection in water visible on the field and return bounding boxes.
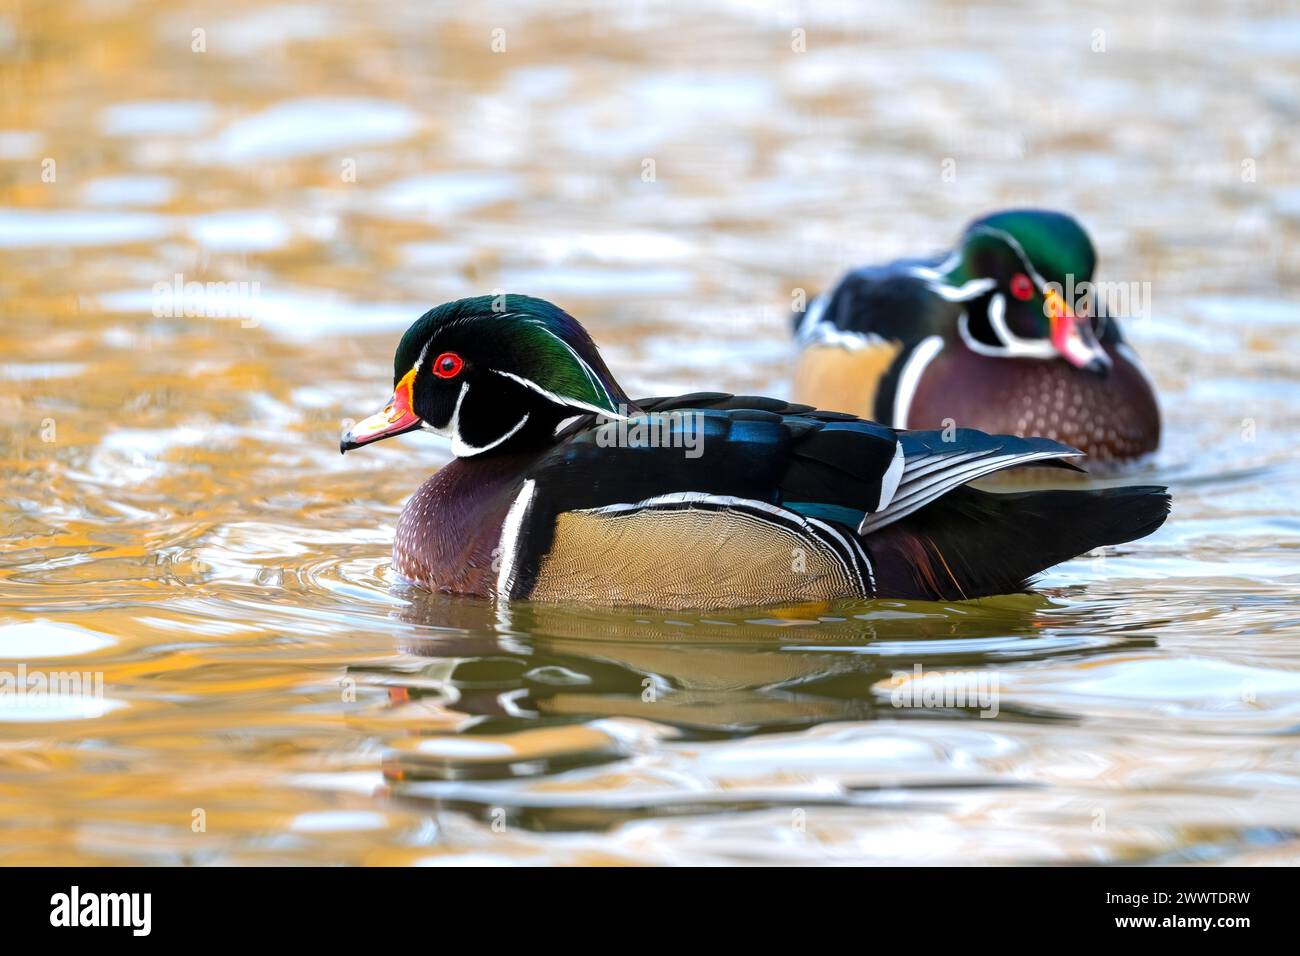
[365,591,1150,739]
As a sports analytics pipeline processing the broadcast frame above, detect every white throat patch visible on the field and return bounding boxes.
[957,295,1056,360]
[426,382,531,457]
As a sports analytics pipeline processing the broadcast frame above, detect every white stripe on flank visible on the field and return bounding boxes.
[892,335,944,429]
[806,515,872,594]
[585,492,780,516]
[585,493,872,597]
[496,479,537,599]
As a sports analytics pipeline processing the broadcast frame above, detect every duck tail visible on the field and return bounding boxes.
[865,484,1170,601]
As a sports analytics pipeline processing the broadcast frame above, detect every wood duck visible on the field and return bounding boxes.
[342,294,1169,610]
[793,209,1161,466]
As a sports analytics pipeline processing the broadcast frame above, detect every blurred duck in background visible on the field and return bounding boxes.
[793,209,1161,467]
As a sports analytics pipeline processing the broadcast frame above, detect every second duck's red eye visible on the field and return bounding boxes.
[1010,273,1034,301]
[432,352,464,379]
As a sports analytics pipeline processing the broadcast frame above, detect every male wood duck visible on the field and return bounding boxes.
[793,209,1161,466]
[342,294,1169,610]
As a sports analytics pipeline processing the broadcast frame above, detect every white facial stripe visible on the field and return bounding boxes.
[957,311,1007,357]
[968,225,1049,288]
[417,309,621,416]
[515,318,616,410]
[915,227,1051,308]
[563,337,609,403]
[912,273,997,302]
[430,381,532,457]
[983,293,1058,358]
[413,338,432,374]
[892,335,944,429]
[957,303,1057,360]
[453,411,529,457]
[490,369,630,420]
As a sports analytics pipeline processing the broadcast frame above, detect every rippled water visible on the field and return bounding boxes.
[2,0,1299,864]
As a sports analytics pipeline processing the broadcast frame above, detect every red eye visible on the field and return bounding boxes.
[432,351,464,379]
[1009,273,1034,301]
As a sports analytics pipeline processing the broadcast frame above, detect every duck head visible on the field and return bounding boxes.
[341,294,632,457]
[927,209,1112,376]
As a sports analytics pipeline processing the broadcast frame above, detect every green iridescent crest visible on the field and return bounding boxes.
[949,209,1097,287]
[395,294,628,416]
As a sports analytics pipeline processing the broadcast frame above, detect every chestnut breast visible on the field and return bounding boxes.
[393,452,537,596]
[905,343,1160,464]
